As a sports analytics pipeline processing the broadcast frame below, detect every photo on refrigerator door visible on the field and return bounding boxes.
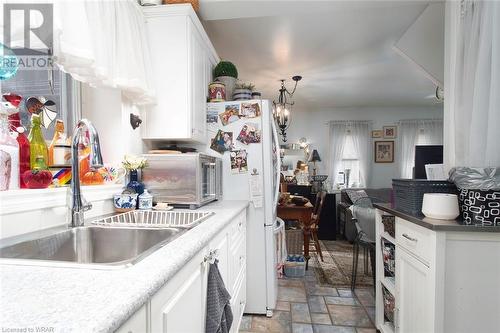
[207,105,219,124]
[230,149,248,174]
[240,102,261,118]
[220,104,241,126]
[210,130,234,154]
[237,123,261,145]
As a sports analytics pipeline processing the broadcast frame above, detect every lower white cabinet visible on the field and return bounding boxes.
[375,210,500,333]
[395,248,434,333]
[119,209,247,333]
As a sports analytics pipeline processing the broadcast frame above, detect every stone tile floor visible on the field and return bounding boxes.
[239,268,376,333]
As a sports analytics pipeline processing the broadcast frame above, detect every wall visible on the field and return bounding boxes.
[81,84,146,165]
[283,106,443,188]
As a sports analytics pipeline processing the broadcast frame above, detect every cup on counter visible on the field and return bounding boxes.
[98,164,127,184]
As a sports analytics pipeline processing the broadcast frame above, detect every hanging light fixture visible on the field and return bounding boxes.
[273,75,302,142]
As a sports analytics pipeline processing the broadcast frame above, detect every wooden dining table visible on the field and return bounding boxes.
[277,202,314,268]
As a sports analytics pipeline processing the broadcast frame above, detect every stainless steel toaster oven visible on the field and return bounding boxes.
[142,153,222,208]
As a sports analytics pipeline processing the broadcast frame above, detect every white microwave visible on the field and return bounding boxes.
[142,153,222,209]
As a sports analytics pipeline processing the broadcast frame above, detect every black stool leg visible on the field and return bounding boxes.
[351,241,359,291]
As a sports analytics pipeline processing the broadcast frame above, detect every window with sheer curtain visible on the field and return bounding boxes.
[398,119,443,178]
[341,132,361,187]
[328,121,372,188]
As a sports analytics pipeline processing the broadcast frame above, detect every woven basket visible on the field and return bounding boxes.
[163,0,199,11]
[285,229,304,255]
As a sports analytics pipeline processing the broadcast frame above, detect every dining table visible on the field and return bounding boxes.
[277,201,314,268]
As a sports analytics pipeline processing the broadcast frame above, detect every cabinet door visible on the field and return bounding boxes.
[209,226,229,286]
[189,20,207,142]
[396,247,435,333]
[151,250,208,333]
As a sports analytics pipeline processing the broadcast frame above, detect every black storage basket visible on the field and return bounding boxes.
[458,188,500,226]
[392,179,458,216]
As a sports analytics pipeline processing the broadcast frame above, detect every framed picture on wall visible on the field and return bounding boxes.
[383,126,397,139]
[374,141,394,163]
[372,130,383,138]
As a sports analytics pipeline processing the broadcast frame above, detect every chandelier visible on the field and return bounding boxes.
[273,75,302,142]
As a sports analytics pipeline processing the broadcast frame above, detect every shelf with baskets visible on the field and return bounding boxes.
[376,213,397,333]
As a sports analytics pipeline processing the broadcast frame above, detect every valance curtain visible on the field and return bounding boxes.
[398,119,443,179]
[53,0,155,105]
[328,120,372,187]
[450,0,500,167]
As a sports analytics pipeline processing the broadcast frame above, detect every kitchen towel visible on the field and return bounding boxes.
[206,259,233,333]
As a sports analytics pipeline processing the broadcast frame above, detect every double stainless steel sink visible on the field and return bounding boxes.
[0,211,213,269]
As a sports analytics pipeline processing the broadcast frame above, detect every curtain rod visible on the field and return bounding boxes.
[325,120,373,125]
[398,119,443,123]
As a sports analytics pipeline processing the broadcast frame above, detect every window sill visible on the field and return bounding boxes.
[0,184,123,215]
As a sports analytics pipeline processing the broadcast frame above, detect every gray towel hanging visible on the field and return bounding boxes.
[205,259,233,333]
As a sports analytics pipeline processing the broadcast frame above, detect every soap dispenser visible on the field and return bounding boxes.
[138,189,153,210]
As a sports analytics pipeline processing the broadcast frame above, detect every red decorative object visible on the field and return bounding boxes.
[22,156,52,189]
[22,169,53,189]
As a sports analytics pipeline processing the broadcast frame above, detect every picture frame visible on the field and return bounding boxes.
[383,126,397,139]
[374,141,394,163]
[372,130,383,138]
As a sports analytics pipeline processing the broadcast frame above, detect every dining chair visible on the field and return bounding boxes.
[309,191,326,262]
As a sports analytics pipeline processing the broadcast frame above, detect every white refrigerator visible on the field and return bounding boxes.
[206,100,281,316]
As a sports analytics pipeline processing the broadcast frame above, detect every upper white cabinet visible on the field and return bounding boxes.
[142,5,219,143]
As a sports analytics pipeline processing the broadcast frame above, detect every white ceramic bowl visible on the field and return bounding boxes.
[421,193,460,220]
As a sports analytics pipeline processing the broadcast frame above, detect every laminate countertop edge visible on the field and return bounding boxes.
[374,203,500,233]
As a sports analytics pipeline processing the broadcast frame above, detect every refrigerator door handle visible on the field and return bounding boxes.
[271,119,281,209]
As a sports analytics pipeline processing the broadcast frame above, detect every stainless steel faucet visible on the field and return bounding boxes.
[70,119,104,227]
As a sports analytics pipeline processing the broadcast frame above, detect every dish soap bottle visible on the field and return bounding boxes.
[0,107,19,191]
[138,189,153,210]
[28,114,48,169]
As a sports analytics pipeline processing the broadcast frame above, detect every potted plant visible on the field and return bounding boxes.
[213,61,238,101]
[233,82,254,100]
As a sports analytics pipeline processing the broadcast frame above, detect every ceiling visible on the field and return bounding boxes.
[200,0,444,110]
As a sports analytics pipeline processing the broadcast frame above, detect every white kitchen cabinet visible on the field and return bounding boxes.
[150,250,207,333]
[133,209,247,333]
[395,248,434,333]
[142,5,219,143]
[375,209,500,333]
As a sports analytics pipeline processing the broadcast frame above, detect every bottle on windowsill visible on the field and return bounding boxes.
[28,114,48,169]
[8,112,30,188]
[0,110,19,191]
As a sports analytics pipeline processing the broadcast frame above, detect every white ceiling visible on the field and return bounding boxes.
[200,0,444,110]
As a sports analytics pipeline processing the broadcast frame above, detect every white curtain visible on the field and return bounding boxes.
[53,0,155,105]
[349,121,372,187]
[328,120,372,187]
[450,0,500,167]
[328,122,347,187]
[398,119,443,178]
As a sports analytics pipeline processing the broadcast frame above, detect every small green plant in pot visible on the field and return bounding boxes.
[213,61,238,101]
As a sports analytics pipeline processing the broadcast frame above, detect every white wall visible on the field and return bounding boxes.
[283,106,443,188]
[81,84,145,165]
